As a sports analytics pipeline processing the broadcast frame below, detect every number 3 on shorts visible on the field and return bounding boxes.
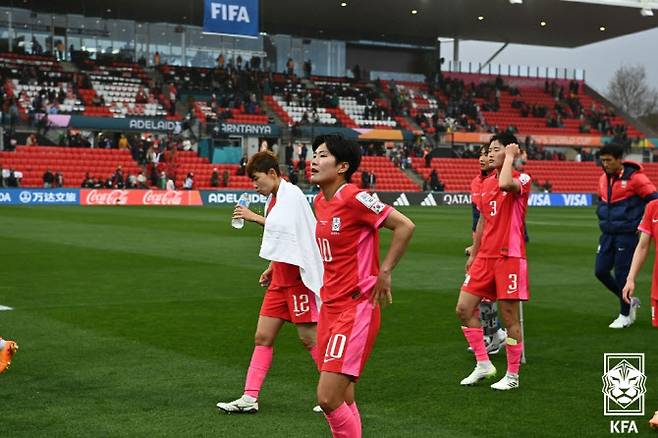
[507,273,518,292]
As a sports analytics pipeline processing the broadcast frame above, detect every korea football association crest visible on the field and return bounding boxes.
[332,217,341,232]
[602,353,646,416]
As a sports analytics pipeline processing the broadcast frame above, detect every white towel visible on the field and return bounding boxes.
[259,179,324,298]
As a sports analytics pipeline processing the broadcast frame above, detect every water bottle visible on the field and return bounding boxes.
[231,193,251,229]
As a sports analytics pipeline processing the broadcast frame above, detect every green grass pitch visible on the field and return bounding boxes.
[1,205,657,437]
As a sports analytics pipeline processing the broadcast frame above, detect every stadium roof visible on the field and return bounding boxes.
[6,0,658,48]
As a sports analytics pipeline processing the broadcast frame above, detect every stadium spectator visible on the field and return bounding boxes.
[118,134,129,150]
[309,134,415,436]
[0,164,7,187]
[595,143,658,328]
[42,169,54,188]
[210,168,220,187]
[217,151,323,415]
[112,167,125,189]
[54,170,64,188]
[183,172,194,190]
[165,176,176,191]
[81,173,94,188]
[222,169,230,188]
[238,155,247,176]
[136,171,148,189]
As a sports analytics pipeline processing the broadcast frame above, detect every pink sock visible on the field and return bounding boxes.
[348,402,362,437]
[243,345,273,399]
[462,326,489,362]
[506,341,523,375]
[307,344,319,369]
[324,402,360,438]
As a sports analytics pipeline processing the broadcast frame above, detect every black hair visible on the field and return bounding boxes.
[479,143,489,155]
[489,132,519,147]
[599,143,624,159]
[312,133,361,182]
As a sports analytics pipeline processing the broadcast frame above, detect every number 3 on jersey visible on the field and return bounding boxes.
[489,200,497,216]
[317,238,332,262]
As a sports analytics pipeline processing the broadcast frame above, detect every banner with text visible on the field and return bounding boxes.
[203,0,259,38]
[80,189,203,206]
[0,188,80,205]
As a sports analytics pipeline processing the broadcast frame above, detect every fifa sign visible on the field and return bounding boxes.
[203,0,259,38]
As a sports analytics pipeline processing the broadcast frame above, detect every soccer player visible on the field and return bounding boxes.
[0,338,18,373]
[621,197,658,328]
[466,144,507,355]
[217,151,324,414]
[310,134,415,437]
[596,143,658,328]
[456,132,531,391]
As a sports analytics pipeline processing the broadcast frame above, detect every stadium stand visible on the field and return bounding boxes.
[412,157,658,193]
[0,146,141,187]
[305,155,420,192]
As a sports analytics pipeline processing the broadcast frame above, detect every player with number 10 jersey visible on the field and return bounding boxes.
[311,134,415,438]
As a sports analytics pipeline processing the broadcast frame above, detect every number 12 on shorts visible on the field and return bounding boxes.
[324,334,346,362]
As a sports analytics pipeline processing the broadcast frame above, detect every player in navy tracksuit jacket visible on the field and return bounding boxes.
[596,143,658,328]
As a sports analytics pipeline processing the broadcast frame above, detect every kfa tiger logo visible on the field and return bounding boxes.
[602,354,646,416]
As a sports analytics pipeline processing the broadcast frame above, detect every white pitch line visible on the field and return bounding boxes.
[0,305,13,311]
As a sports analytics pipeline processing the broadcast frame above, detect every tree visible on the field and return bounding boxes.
[607,65,658,118]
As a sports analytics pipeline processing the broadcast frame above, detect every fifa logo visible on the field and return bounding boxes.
[602,353,646,416]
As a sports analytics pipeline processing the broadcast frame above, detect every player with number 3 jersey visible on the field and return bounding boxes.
[456,132,531,391]
[311,134,415,438]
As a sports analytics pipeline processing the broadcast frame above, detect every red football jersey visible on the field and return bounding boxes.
[476,170,531,258]
[314,184,393,309]
[637,199,658,300]
[470,172,493,210]
[266,194,302,288]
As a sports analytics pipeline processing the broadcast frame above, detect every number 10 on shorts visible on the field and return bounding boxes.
[324,334,346,362]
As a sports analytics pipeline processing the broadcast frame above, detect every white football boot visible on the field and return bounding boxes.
[217,395,259,413]
[460,362,497,386]
[491,372,519,391]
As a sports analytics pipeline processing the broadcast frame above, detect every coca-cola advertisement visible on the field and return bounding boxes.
[80,190,203,206]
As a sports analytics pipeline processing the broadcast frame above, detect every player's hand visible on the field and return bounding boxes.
[465,255,475,273]
[259,266,272,288]
[622,279,635,304]
[233,205,258,223]
[370,270,393,308]
[505,143,521,159]
[465,245,473,256]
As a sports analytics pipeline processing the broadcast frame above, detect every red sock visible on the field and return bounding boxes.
[243,346,273,399]
[348,402,362,437]
[462,326,489,362]
[506,340,523,375]
[325,402,360,438]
